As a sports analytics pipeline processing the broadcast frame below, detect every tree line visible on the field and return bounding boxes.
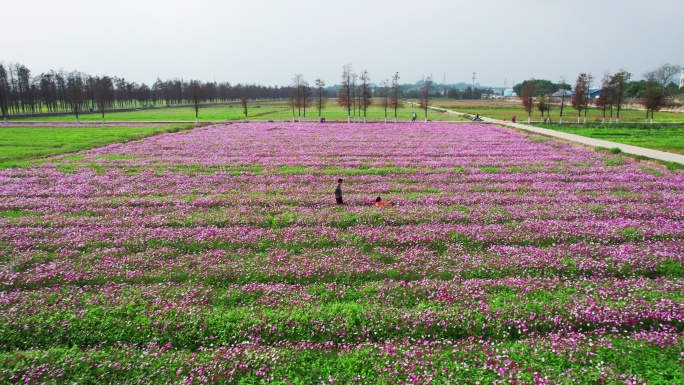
[0,62,304,122]
[516,63,681,123]
[334,64,406,122]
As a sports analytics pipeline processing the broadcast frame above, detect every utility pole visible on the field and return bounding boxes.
[472,72,476,89]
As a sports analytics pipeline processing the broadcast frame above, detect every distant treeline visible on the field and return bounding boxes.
[0,62,313,119]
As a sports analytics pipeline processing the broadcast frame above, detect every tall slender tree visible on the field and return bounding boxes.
[95,76,114,123]
[314,78,326,119]
[558,76,567,124]
[338,64,353,122]
[351,73,358,121]
[642,71,664,122]
[536,95,550,122]
[291,74,305,120]
[189,80,202,123]
[595,71,613,123]
[0,64,9,122]
[611,70,631,123]
[66,72,85,123]
[419,77,432,120]
[241,96,249,120]
[390,72,402,122]
[379,79,390,122]
[301,80,312,119]
[240,85,249,120]
[582,73,594,123]
[571,73,589,123]
[359,70,372,122]
[521,80,536,123]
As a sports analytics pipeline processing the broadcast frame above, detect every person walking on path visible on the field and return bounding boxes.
[412,112,417,122]
[334,179,344,205]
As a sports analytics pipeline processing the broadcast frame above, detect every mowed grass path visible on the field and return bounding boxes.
[536,124,684,155]
[0,124,196,169]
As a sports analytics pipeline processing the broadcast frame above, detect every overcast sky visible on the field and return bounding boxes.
[3,0,682,88]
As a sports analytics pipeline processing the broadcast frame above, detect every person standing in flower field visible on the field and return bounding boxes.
[334,178,344,205]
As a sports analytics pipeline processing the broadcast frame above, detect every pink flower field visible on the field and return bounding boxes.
[1,122,683,384]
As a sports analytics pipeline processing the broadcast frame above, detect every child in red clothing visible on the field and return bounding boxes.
[375,196,392,207]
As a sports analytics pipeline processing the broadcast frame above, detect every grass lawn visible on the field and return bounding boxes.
[6,99,684,123]
[8,101,470,123]
[0,124,197,169]
[8,105,283,122]
[434,99,684,123]
[535,123,684,155]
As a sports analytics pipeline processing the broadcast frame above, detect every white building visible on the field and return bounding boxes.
[503,89,517,97]
[680,66,684,89]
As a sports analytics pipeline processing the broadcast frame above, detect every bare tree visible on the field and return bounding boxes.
[390,72,402,122]
[350,73,358,121]
[595,71,613,123]
[189,80,202,123]
[314,78,326,119]
[611,70,631,123]
[521,80,535,123]
[136,83,150,107]
[0,63,9,122]
[241,96,248,120]
[95,76,114,123]
[379,79,390,122]
[290,74,312,121]
[536,94,550,123]
[419,77,432,120]
[360,70,372,122]
[338,64,353,122]
[571,73,589,123]
[289,88,296,119]
[653,63,680,92]
[291,74,304,120]
[583,73,594,123]
[240,84,249,120]
[66,72,85,123]
[301,80,312,120]
[642,71,664,123]
[557,76,567,124]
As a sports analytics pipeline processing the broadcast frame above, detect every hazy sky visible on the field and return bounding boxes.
[3,0,682,87]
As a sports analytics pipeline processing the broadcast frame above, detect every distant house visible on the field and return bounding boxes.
[551,90,573,98]
[551,89,602,98]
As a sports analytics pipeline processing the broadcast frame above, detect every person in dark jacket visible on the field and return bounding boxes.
[334,179,344,205]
